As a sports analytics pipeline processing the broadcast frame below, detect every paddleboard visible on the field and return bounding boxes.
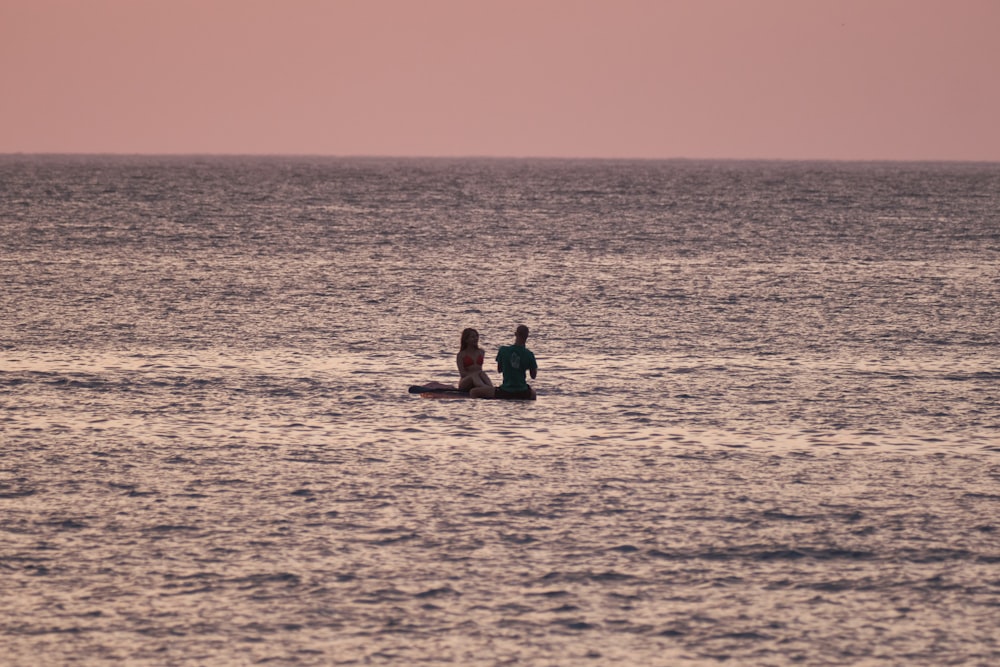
[408,384,472,399]
[407,383,535,400]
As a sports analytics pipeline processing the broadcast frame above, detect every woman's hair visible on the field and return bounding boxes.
[460,328,479,350]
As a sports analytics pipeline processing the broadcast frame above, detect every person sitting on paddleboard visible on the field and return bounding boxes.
[471,324,537,400]
[456,328,494,392]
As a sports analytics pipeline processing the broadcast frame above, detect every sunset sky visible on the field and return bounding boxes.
[2,0,998,161]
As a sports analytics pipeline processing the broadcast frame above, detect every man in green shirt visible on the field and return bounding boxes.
[471,324,537,400]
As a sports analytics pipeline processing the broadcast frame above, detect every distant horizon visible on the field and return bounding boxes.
[4,151,999,166]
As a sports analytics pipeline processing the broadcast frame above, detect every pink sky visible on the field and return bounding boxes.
[2,0,998,160]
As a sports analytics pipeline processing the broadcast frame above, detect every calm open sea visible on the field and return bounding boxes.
[1,155,999,665]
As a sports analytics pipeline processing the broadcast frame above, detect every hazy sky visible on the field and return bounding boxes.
[2,0,998,160]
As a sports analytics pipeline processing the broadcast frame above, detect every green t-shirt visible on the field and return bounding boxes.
[496,344,537,392]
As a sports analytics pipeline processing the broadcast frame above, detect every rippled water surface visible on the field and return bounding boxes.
[1,156,999,665]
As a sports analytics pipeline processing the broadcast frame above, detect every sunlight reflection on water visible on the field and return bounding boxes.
[2,157,999,665]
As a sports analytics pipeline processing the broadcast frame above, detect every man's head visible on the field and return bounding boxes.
[515,324,529,342]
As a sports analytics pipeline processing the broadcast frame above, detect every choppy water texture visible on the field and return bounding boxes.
[1,156,999,665]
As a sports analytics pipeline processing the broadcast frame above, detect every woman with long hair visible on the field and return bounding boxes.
[456,328,493,392]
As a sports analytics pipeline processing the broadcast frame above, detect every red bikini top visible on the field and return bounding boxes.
[463,352,484,367]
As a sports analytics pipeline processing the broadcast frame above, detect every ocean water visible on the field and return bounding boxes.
[1,155,998,665]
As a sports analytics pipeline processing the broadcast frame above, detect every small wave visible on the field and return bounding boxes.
[230,572,302,586]
[647,547,876,561]
[414,586,460,599]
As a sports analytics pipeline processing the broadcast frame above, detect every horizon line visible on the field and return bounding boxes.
[3,151,999,166]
